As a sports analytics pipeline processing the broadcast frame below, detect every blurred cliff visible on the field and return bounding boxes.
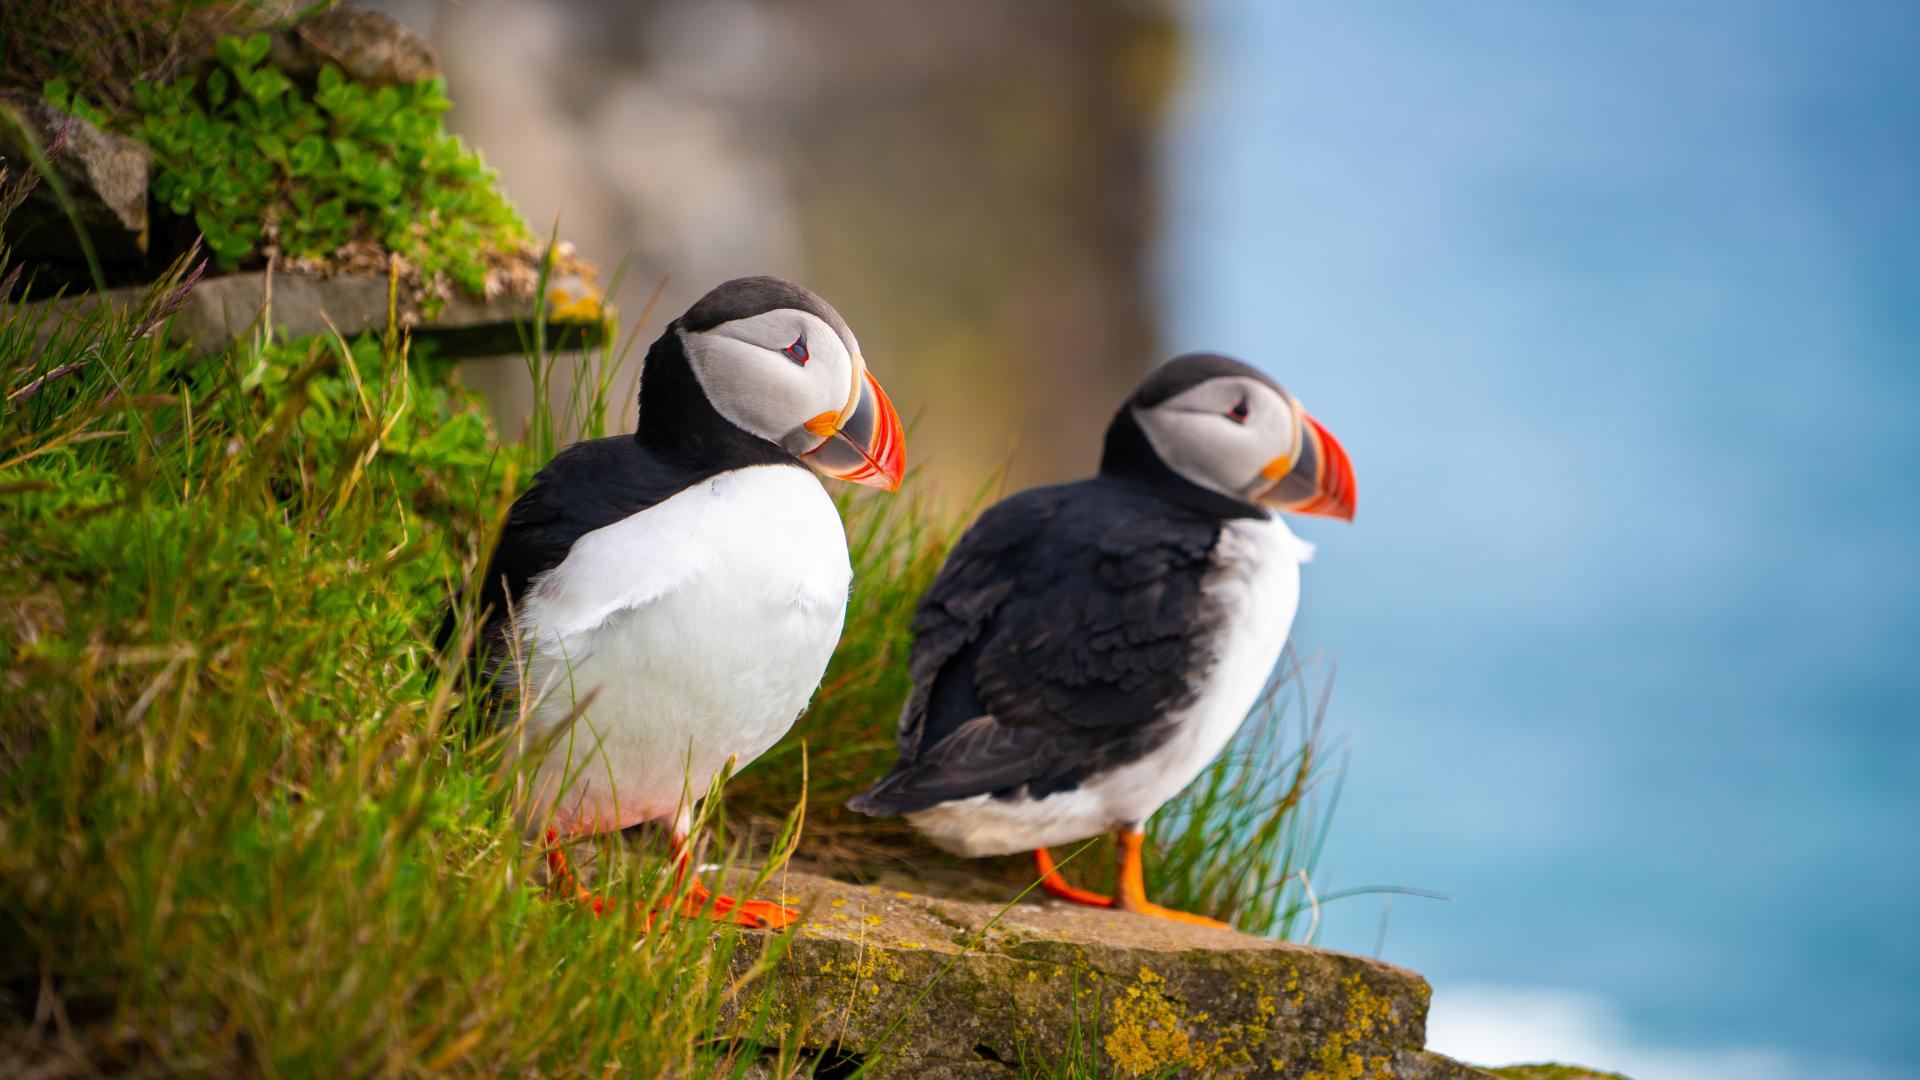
[368,0,1180,499]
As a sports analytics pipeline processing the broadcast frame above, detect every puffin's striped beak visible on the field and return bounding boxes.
[801,365,905,491]
[1253,410,1356,521]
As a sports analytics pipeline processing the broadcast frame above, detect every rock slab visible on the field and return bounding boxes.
[733,870,1495,1079]
[269,8,442,89]
[0,92,150,262]
[1482,1060,1620,1068]
[22,269,604,361]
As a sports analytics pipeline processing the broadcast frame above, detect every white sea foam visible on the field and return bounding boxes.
[1425,983,1902,1080]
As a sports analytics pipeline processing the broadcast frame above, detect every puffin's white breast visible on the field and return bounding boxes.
[511,465,851,831]
[908,515,1311,856]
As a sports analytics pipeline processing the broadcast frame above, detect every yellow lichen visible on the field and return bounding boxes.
[1102,966,1196,1077]
[1300,973,1397,1080]
[545,285,602,322]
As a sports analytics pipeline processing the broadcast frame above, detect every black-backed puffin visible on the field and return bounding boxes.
[846,353,1352,927]
[470,276,904,929]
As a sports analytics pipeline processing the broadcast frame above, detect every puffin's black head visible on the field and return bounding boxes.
[637,276,904,490]
[1101,353,1356,521]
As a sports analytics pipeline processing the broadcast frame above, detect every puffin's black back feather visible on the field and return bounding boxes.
[847,476,1229,814]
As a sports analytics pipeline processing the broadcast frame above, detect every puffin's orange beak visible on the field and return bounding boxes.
[801,366,905,492]
[1254,410,1355,521]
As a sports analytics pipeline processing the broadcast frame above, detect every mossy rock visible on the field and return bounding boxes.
[729,870,1501,1079]
[1488,1066,1632,1080]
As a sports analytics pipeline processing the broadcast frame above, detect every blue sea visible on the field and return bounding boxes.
[1162,3,1920,1077]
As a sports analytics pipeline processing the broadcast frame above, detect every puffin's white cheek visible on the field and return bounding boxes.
[1142,410,1277,501]
[754,375,820,444]
[1201,427,1265,494]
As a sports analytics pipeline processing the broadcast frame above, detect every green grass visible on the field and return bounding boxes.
[0,2,290,118]
[0,192,814,1072]
[1148,652,1343,936]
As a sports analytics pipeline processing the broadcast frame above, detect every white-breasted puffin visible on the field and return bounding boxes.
[847,353,1353,927]
[470,276,904,929]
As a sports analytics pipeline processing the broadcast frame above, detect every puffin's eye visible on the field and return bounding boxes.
[782,334,809,366]
[1226,394,1250,424]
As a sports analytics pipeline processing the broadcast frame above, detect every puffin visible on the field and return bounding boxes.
[467,276,904,929]
[847,353,1353,927]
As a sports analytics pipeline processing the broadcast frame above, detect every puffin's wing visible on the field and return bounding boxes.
[892,487,1068,756]
[850,482,1220,814]
[467,436,698,648]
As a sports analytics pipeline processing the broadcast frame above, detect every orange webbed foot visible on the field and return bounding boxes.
[678,882,799,931]
[711,897,801,930]
[1108,829,1232,930]
[542,830,796,931]
[545,829,653,921]
[1121,901,1231,930]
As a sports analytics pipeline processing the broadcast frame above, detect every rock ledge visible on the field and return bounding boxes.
[732,870,1497,1079]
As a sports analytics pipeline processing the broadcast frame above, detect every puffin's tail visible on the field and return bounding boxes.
[845,768,920,817]
[848,761,982,818]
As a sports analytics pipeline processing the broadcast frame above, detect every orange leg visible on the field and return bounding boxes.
[546,828,622,917]
[1111,830,1229,929]
[1033,847,1114,908]
[543,828,798,931]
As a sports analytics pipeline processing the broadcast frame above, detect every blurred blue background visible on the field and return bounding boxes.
[1163,2,1920,1077]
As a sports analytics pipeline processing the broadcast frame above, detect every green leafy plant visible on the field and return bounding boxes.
[34,77,111,130]
[43,32,530,300]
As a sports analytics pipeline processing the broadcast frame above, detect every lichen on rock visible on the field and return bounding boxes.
[725,869,1497,1079]
[1487,1066,1632,1080]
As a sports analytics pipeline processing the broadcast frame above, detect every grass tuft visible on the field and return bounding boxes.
[1149,650,1344,937]
[0,223,802,1074]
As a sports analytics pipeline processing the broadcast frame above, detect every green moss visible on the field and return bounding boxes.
[43,31,530,301]
[1489,1066,1632,1080]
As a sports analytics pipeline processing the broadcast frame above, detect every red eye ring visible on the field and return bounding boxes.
[782,334,809,365]
[1226,394,1250,424]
